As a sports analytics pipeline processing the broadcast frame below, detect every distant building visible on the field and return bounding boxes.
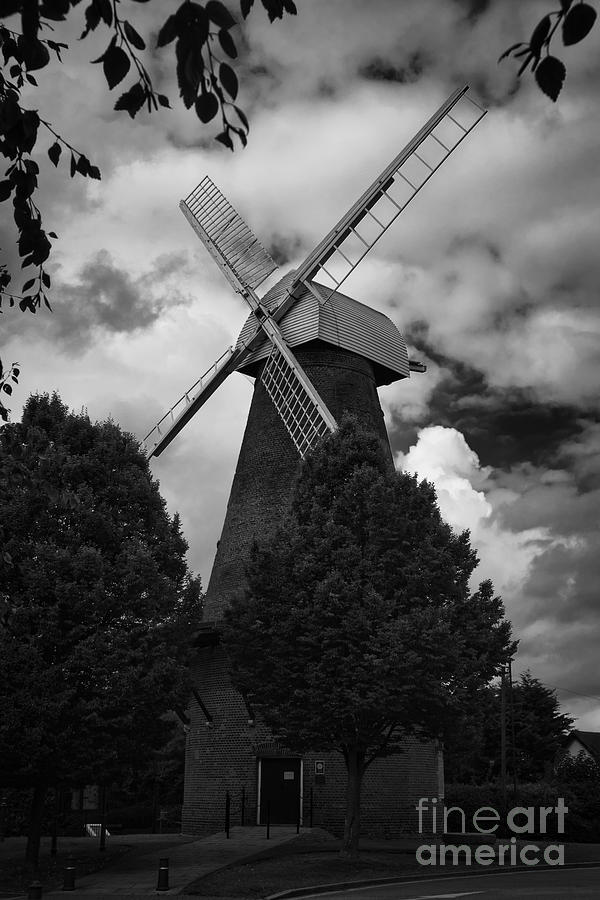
[565,730,600,763]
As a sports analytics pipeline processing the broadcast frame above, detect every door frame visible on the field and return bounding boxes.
[256,757,303,825]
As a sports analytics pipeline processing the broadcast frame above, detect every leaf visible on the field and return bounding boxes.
[48,231,57,239]
[240,0,254,17]
[103,44,131,89]
[156,14,179,47]
[234,104,249,130]
[498,42,526,62]
[282,0,296,11]
[219,62,238,99]
[124,20,146,50]
[158,94,171,108]
[535,55,566,101]
[21,36,50,70]
[42,271,51,288]
[91,35,116,64]
[3,384,12,395]
[81,2,101,38]
[114,82,146,118]
[562,3,597,45]
[216,130,234,150]
[26,73,37,86]
[195,91,219,123]
[22,278,35,292]
[76,155,90,176]
[218,29,237,58]
[206,0,236,29]
[517,51,534,76]
[97,0,113,25]
[88,165,101,180]
[530,15,552,55]
[70,153,77,177]
[48,142,62,167]
[0,180,12,201]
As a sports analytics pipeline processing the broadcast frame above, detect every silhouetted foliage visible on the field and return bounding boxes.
[500,1,597,101]
[0,393,202,871]
[444,672,574,783]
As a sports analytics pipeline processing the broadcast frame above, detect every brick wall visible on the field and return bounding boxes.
[182,341,440,835]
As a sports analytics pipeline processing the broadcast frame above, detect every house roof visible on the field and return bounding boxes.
[235,271,410,387]
[569,730,600,759]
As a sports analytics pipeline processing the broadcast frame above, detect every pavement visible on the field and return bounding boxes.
[38,826,301,898]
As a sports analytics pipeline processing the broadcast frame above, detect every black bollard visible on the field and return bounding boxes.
[266,800,270,840]
[62,856,76,891]
[28,881,43,900]
[156,856,169,891]
[225,790,230,838]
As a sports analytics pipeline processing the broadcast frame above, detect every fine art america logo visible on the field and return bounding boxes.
[415,797,567,867]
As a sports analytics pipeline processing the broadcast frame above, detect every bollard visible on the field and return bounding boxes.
[266,800,270,840]
[62,856,76,891]
[156,856,169,891]
[310,787,313,829]
[225,790,230,839]
[28,881,43,900]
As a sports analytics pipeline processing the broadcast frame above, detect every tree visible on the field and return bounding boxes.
[500,1,597,101]
[0,392,202,873]
[223,417,514,855]
[444,672,574,784]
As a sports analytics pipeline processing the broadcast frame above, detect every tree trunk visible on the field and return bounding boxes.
[340,748,363,858]
[25,784,47,876]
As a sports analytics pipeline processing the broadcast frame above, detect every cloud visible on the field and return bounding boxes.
[2,251,195,352]
[397,423,600,728]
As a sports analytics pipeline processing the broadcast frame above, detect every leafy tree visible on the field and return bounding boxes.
[223,417,514,855]
[444,672,574,784]
[0,392,202,873]
[556,749,600,781]
[500,1,597,101]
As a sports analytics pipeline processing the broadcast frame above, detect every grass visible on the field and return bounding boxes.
[182,849,421,897]
[181,833,600,898]
[0,839,132,895]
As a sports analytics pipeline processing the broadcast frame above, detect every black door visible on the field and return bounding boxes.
[259,758,301,824]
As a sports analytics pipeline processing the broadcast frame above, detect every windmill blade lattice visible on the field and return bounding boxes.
[180,176,278,294]
[285,85,486,308]
[261,345,335,458]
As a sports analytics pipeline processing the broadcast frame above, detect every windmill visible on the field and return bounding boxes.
[143,85,484,462]
[143,86,486,833]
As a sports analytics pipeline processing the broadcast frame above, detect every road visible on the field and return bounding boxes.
[300,864,600,899]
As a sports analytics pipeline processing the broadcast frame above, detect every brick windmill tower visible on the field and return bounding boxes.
[144,86,485,834]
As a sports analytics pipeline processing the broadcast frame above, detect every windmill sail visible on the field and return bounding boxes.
[180,176,278,294]
[146,182,337,459]
[272,85,485,321]
[142,345,245,457]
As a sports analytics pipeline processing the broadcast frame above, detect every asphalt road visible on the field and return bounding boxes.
[301,864,600,899]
